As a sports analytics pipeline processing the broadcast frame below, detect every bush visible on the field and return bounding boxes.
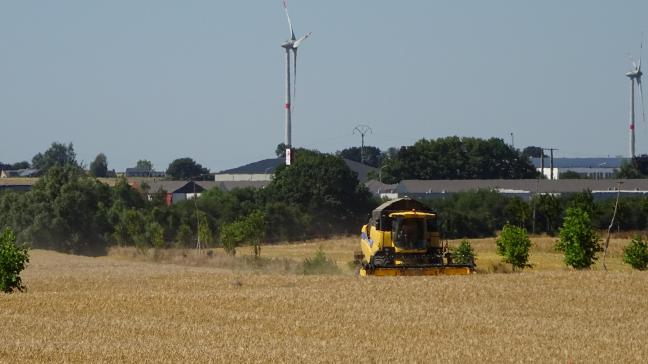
[453,239,476,266]
[300,247,341,275]
[175,224,193,248]
[555,207,602,269]
[219,211,265,257]
[496,224,532,271]
[0,228,29,293]
[623,235,648,270]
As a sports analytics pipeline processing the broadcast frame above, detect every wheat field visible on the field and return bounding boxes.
[1,237,647,363]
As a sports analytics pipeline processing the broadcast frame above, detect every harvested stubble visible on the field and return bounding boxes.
[1,247,647,363]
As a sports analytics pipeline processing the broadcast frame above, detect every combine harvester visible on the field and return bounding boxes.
[355,198,475,276]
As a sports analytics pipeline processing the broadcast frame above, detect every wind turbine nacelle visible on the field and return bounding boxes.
[282,41,295,49]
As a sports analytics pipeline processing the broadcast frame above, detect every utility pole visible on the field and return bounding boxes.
[603,181,623,271]
[510,132,515,148]
[544,148,558,180]
[540,148,545,178]
[353,124,373,164]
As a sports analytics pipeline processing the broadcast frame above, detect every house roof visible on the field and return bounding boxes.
[364,180,398,194]
[397,179,648,194]
[217,158,283,174]
[343,159,377,183]
[145,181,205,194]
[530,157,626,169]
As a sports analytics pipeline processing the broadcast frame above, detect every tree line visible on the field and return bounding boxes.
[0,148,375,255]
[1,142,210,180]
[422,189,648,239]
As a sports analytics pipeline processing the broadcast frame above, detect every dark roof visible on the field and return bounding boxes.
[397,179,648,194]
[216,157,377,182]
[343,159,377,183]
[125,168,165,177]
[145,181,204,194]
[530,157,625,169]
[364,180,398,195]
[217,158,283,174]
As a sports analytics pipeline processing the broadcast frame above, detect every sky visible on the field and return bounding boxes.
[1,1,648,172]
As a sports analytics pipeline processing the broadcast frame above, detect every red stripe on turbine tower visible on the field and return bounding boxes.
[285,103,290,109]
[631,123,635,130]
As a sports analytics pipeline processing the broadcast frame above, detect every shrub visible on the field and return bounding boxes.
[453,239,476,266]
[623,235,648,270]
[197,214,212,249]
[555,207,602,269]
[175,224,193,248]
[300,247,341,275]
[496,224,532,271]
[218,211,265,257]
[147,222,165,249]
[0,228,29,293]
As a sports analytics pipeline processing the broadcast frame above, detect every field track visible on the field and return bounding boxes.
[1,239,647,363]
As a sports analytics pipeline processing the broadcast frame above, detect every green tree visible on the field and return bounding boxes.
[21,166,112,255]
[175,224,193,247]
[218,211,265,256]
[615,160,643,178]
[166,158,209,180]
[31,142,79,172]
[275,143,287,157]
[380,136,538,183]
[266,150,374,237]
[521,146,545,159]
[555,207,602,269]
[123,209,146,249]
[453,239,476,266]
[0,228,29,293]
[496,224,532,271]
[623,235,648,270]
[147,222,165,249]
[89,153,109,177]
[136,160,153,171]
[337,146,383,167]
[198,213,212,248]
[534,194,563,235]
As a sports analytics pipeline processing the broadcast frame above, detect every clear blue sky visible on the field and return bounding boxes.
[1,1,647,171]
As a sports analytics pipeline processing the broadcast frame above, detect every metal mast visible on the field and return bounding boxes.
[353,124,373,164]
[281,0,310,165]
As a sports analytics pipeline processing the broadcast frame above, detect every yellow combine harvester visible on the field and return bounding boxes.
[355,197,474,276]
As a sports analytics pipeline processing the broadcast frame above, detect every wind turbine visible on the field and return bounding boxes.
[626,38,645,158]
[281,0,311,165]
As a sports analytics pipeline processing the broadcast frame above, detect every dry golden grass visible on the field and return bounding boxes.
[2,236,648,363]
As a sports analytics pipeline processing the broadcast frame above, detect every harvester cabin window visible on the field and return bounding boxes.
[426,218,438,233]
[392,218,426,250]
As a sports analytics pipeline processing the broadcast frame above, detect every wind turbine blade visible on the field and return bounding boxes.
[640,36,643,70]
[293,32,311,48]
[283,0,295,40]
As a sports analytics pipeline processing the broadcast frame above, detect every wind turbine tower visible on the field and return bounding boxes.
[626,40,645,158]
[281,0,311,165]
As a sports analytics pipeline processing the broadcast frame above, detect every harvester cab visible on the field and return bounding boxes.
[355,197,474,276]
